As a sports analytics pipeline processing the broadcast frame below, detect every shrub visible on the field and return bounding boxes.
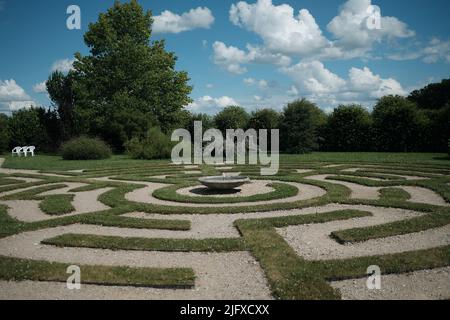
[125,127,172,160]
[61,136,111,160]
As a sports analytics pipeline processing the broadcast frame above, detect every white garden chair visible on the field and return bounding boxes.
[23,146,36,157]
[11,147,23,157]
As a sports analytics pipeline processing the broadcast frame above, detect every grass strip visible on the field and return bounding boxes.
[0,184,67,200]
[39,194,75,215]
[0,255,195,288]
[43,233,246,252]
[331,209,450,243]
[152,182,299,204]
[315,246,450,281]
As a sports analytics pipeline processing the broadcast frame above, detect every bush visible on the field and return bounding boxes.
[61,136,111,160]
[125,127,172,160]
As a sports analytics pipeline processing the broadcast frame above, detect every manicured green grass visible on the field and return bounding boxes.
[43,233,247,252]
[152,182,299,204]
[331,209,450,243]
[3,152,449,172]
[1,153,450,299]
[281,152,450,166]
[2,154,167,171]
[39,194,75,215]
[0,255,195,288]
[235,210,373,300]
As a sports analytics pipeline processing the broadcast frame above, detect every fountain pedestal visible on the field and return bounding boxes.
[198,176,250,190]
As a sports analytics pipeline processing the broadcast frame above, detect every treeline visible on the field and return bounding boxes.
[0,80,449,156]
[188,79,450,154]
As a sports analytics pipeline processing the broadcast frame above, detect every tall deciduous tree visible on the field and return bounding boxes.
[372,95,425,152]
[214,106,250,134]
[280,99,326,154]
[408,79,450,110]
[46,71,77,140]
[0,114,10,153]
[323,105,373,151]
[73,0,192,150]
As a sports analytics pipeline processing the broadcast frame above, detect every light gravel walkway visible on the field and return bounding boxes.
[123,204,426,239]
[1,186,112,222]
[0,226,272,300]
[331,267,450,300]
[305,174,449,205]
[277,213,450,261]
[124,180,325,208]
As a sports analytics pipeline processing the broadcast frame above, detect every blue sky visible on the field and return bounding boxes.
[0,0,449,115]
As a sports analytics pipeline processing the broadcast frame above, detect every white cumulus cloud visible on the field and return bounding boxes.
[33,81,47,94]
[327,0,414,54]
[230,0,329,56]
[0,79,36,113]
[51,58,75,73]
[212,41,291,74]
[281,61,406,107]
[153,7,214,34]
[187,95,239,114]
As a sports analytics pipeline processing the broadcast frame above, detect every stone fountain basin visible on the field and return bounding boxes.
[198,176,250,190]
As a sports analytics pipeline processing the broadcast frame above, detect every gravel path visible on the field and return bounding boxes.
[331,267,450,300]
[277,213,450,261]
[305,174,448,205]
[1,185,112,222]
[0,226,272,300]
[124,180,325,208]
[341,168,431,180]
[122,204,426,239]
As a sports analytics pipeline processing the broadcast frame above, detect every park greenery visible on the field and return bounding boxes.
[0,0,448,159]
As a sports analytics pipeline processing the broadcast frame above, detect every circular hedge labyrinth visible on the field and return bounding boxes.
[0,157,449,300]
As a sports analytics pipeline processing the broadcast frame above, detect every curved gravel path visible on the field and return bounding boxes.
[305,174,448,205]
[0,226,272,300]
[277,214,450,261]
[331,267,450,300]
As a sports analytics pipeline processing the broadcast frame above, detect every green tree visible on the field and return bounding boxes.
[249,108,281,130]
[8,108,50,150]
[280,99,326,154]
[372,95,425,152]
[323,105,372,151]
[408,79,450,110]
[420,104,450,152]
[214,106,250,134]
[72,0,192,150]
[0,114,10,154]
[46,71,77,140]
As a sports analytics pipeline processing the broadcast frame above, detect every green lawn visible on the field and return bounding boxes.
[280,152,450,165]
[2,152,449,171]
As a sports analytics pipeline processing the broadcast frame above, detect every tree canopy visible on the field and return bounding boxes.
[49,0,192,150]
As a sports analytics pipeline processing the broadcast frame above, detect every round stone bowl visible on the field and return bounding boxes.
[198,176,250,190]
